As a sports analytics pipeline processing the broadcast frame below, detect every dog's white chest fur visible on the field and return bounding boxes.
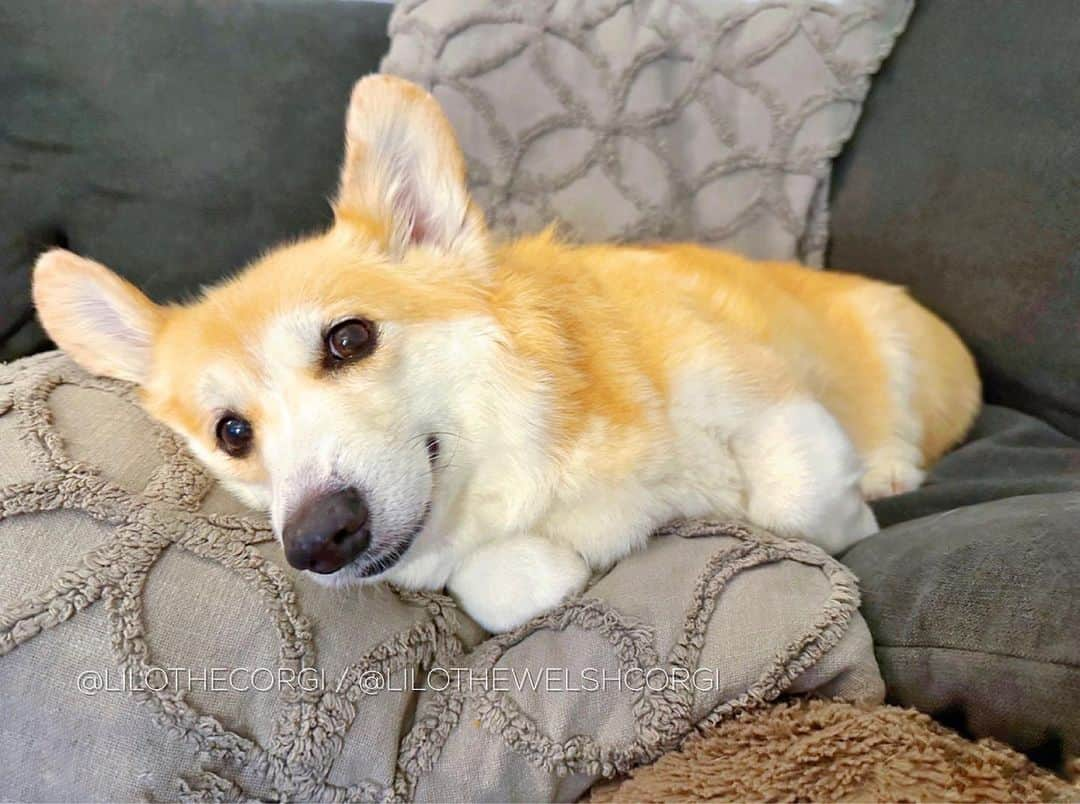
[384,334,876,632]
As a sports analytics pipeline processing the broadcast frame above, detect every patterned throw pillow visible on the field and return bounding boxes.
[0,354,882,801]
[381,0,913,264]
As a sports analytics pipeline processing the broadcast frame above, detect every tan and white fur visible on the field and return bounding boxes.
[33,76,980,632]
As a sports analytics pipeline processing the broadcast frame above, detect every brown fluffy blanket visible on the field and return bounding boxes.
[588,700,1078,802]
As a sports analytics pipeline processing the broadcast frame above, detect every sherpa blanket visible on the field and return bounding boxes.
[588,699,1080,802]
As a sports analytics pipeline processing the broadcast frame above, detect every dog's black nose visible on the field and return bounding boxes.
[282,487,371,574]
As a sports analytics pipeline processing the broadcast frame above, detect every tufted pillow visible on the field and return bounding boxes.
[0,353,883,801]
[380,0,912,264]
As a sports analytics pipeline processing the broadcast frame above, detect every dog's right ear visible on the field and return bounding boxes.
[333,75,488,263]
[32,249,163,384]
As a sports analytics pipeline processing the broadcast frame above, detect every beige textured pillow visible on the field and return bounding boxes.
[0,353,882,801]
[381,0,912,264]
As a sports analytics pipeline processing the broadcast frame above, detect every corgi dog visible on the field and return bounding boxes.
[33,75,980,632]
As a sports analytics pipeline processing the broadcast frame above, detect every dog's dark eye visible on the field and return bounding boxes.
[326,318,376,364]
[216,414,254,458]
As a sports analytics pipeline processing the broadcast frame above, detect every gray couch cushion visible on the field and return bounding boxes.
[868,405,1080,529]
[0,0,392,361]
[844,491,1080,771]
[845,405,1080,769]
[828,0,1080,439]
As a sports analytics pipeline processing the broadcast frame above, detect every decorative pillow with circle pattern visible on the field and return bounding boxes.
[0,353,883,801]
[380,0,912,265]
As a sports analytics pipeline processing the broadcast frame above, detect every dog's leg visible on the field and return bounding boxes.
[447,536,591,632]
[860,451,926,500]
[731,398,879,554]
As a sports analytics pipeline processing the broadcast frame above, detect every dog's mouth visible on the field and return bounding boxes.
[425,433,440,464]
[351,498,432,578]
[339,434,440,580]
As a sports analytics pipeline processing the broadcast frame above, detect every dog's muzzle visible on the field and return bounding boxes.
[282,487,371,574]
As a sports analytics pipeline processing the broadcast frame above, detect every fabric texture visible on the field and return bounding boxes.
[828,0,1080,439]
[381,0,912,265]
[842,404,1080,770]
[0,0,392,362]
[845,490,1080,772]
[587,699,1080,802]
[867,404,1080,531]
[0,353,882,802]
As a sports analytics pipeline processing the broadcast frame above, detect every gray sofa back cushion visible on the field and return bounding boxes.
[828,0,1080,438]
[0,0,392,361]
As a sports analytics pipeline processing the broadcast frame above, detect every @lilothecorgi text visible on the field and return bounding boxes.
[76,666,726,696]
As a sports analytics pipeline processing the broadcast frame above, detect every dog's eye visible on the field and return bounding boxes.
[326,318,376,364]
[216,414,254,458]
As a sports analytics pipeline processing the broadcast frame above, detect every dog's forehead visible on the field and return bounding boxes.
[190,232,484,328]
[155,305,324,410]
[256,306,325,374]
[142,229,487,439]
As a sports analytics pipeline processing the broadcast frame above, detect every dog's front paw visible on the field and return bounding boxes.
[448,537,590,632]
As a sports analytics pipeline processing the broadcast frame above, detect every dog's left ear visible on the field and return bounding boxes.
[334,75,488,262]
[32,249,162,384]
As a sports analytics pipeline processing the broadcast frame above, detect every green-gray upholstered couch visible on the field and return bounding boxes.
[1,0,1076,799]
